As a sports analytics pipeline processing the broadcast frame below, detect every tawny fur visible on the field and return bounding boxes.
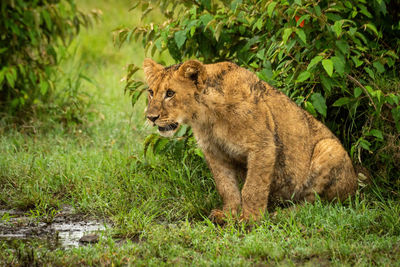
[143,59,358,222]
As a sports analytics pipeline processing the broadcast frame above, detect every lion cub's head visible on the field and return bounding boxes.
[143,59,206,137]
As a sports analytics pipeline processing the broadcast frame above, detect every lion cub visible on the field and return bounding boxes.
[143,59,357,222]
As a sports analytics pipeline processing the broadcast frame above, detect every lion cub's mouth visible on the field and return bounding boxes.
[158,123,179,132]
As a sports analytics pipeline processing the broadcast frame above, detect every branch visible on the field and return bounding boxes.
[346,74,377,110]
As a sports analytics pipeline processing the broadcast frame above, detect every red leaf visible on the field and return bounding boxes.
[295,15,305,28]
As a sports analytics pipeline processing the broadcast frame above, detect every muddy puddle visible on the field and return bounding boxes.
[0,207,110,248]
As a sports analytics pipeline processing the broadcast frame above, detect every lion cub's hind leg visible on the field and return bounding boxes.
[303,138,358,202]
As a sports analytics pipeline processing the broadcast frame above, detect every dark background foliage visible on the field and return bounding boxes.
[0,0,99,118]
[117,0,400,192]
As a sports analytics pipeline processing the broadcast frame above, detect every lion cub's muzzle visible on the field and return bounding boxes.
[157,123,179,132]
[146,115,179,137]
[156,122,179,137]
[146,108,180,136]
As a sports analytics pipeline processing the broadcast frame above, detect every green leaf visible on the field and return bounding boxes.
[42,9,52,30]
[355,32,368,45]
[359,5,373,18]
[307,56,323,70]
[365,85,374,95]
[131,88,145,107]
[154,138,170,154]
[320,75,333,93]
[304,101,317,117]
[349,27,357,36]
[267,2,277,17]
[282,28,293,44]
[344,1,353,8]
[175,124,189,137]
[326,13,342,22]
[155,38,163,51]
[333,97,350,107]
[174,30,187,49]
[258,66,273,81]
[230,0,243,10]
[295,29,306,44]
[322,59,334,77]
[364,67,375,79]
[335,40,349,55]
[368,129,384,140]
[331,56,345,76]
[351,56,363,67]
[332,20,343,37]
[190,26,196,37]
[143,133,159,157]
[253,18,263,31]
[39,80,49,95]
[373,61,385,73]
[311,93,327,117]
[250,62,259,69]
[354,87,362,98]
[201,0,212,10]
[125,64,140,82]
[391,106,400,132]
[141,7,153,20]
[256,48,265,60]
[364,23,379,37]
[296,15,310,27]
[5,71,15,88]
[386,50,399,59]
[314,5,321,16]
[11,98,19,108]
[194,148,204,158]
[129,2,140,11]
[296,71,311,83]
[214,21,223,41]
[0,69,4,86]
[388,94,399,105]
[141,2,149,12]
[200,14,213,26]
[359,138,371,151]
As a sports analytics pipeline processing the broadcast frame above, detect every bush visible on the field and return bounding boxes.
[0,0,99,115]
[117,0,400,191]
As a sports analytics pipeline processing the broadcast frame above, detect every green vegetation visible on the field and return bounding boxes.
[0,0,399,265]
[0,0,100,115]
[118,0,400,189]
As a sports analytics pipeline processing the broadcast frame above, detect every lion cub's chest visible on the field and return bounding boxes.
[194,124,248,164]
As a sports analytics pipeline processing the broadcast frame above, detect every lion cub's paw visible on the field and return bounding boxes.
[239,212,262,224]
[209,209,241,224]
[209,209,227,225]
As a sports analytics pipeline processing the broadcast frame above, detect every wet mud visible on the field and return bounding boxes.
[0,207,109,248]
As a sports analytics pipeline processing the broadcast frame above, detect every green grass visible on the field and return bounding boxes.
[1,0,400,265]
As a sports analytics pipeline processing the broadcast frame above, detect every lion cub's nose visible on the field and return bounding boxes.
[147,115,160,122]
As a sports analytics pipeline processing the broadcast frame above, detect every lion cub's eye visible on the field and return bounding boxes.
[148,89,154,97]
[166,89,175,98]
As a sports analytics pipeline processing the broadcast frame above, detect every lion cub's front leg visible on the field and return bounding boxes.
[240,143,276,222]
[203,151,241,223]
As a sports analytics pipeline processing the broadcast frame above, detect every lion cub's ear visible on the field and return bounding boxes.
[178,60,207,90]
[143,58,164,87]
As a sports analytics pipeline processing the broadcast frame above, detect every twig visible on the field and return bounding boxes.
[346,74,377,110]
